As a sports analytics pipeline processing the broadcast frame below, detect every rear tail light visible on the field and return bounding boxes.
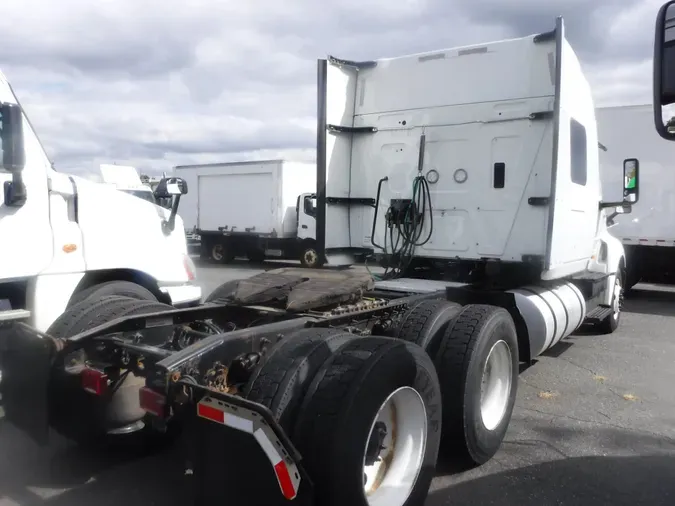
[139,386,166,417]
[81,368,108,396]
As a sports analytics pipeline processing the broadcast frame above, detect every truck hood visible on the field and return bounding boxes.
[70,175,191,283]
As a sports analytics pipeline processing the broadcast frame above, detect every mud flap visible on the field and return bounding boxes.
[187,387,315,505]
[0,321,55,445]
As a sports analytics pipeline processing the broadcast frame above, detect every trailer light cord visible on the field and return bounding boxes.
[367,173,433,281]
[367,133,433,281]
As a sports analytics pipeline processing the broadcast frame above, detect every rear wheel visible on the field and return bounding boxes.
[47,296,179,448]
[300,242,323,268]
[292,337,442,506]
[245,328,355,431]
[434,304,519,465]
[395,299,462,355]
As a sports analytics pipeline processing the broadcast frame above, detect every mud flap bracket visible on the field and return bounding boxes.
[187,386,315,505]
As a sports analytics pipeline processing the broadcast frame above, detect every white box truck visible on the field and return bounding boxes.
[175,159,322,267]
[598,104,675,288]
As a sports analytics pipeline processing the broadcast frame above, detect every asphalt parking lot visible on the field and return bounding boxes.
[1,262,675,506]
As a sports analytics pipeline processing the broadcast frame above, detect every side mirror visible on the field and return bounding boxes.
[153,177,188,235]
[1,102,27,207]
[153,176,187,199]
[0,102,25,173]
[653,1,675,140]
[623,158,639,204]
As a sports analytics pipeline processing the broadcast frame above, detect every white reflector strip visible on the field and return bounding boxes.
[254,428,282,465]
[197,396,301,500]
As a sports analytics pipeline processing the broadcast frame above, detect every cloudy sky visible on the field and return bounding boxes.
[0,0,660,178]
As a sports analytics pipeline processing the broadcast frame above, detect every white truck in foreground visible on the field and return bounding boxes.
[0,70,202,337]
[0,17,638,506]
[598,104,675,288]
[175,159,322,267]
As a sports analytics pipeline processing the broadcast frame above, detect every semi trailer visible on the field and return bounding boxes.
[598,104,675,288]
[175,160,322,267]
[0,70,201,336]
[0,17,638,506]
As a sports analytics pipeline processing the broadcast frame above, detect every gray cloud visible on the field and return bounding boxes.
[0,0,660,175]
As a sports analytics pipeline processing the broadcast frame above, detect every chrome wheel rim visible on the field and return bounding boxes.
[480,340,512,431]
[362,386,427,506]
[212,244,224,261]
[304,249,318,266]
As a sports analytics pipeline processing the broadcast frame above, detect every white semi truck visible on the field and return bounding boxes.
[598,104,675,289]
[0,17,639,506]
[175,159,322,267]
[0,70,202,337]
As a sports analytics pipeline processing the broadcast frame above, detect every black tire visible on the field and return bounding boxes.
[245,328,355,431]
[293,337,442,506]
[300,242,323,269]
[597,270,623,335]
[434,304,519,466]
[210,243,235,264]
[67,280,157,308]
[395,299,462,357]
[47,296,175,447]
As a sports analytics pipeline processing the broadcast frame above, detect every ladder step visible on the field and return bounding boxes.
[584,305,613,324]
[0,309,31,322]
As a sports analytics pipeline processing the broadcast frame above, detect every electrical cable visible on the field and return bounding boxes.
[368,133,434,281]
[377,173,434,280]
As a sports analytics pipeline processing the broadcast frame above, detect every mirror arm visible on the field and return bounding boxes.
[599,201,626,209]
[3,172,27,207]
[161,195,181,235]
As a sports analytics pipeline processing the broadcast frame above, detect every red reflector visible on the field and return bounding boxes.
[183,255,196,281]
[274,461,297,500]
[197,402,225,424]
[81,368,108,395]
[139,387,166,417]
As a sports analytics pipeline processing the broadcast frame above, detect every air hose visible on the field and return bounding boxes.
[367,133,434,280]
[368,172,434,280]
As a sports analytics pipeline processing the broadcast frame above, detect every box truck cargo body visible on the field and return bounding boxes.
[598,104,675,287]
[175,159,321,267]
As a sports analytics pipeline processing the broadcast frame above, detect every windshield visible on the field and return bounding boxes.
[120,189,156,204]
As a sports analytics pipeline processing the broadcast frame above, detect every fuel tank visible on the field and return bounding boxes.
[507,281,587,357]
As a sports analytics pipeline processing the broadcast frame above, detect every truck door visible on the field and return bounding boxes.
[297,193,316,240]
[542,20,600,279]
[0,87,54,280]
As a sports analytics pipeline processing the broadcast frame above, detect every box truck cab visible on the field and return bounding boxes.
[0,70,201,334]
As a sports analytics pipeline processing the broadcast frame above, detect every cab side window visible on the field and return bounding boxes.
[304,196,317,217]
[570,118,587,186]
